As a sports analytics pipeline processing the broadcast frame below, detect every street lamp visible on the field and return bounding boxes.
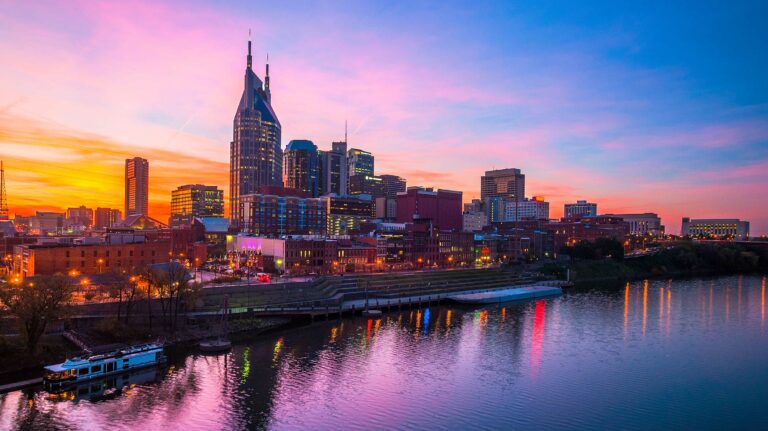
[97,258,104,273]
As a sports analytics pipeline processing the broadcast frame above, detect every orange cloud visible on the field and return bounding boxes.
[0,113,228,222]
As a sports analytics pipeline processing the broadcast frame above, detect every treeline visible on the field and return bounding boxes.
[0,264,201,357]
[545,240,768,281]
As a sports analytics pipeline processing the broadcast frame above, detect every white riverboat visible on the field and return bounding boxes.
[43,343,166,390]
[450,286,563,304]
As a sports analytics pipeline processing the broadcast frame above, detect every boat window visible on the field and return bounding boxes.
[78,368,88,375]
[91,365,101,373]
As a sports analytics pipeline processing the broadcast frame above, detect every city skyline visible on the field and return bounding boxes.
[1,1,767,234]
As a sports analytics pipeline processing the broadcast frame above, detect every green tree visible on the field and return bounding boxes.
[0,274,71,354]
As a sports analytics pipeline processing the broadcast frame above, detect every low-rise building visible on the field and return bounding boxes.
[12,239,171,278]
[602,213,663,236]
[504,196,550,221]
[564,200,597,219]
[681,217,750,240]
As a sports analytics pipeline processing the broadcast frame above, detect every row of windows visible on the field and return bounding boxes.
[65,249,156,258]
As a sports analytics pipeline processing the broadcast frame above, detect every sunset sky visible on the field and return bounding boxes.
[1,1,767,234]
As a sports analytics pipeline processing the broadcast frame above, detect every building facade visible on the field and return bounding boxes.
[319,141,348,196]
[347,148,374,178]
[602,213,664,236]
[170,184,224,227]
[681,218,750,240]
[396,187,463,231]
[504,196,550,221]
[480,168,525,201]
[230,40,282,226]
[327,195,374,235]
[283,140,320,197]
[12,240,171,278]
[66,206,93,228]
[379,174,406,198]
[348,175,385,197]
[125,157,149,217]
[94,208,122,229]
[239,192,327,237]
[564,200,597,219]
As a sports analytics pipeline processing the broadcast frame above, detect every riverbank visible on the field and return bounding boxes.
[0,316,293,388]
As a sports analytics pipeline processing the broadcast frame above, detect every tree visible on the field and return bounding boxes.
[0,274,71,354]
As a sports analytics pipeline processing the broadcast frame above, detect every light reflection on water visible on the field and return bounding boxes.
[2,275,768,430]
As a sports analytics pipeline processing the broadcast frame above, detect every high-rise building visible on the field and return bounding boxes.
[380,174,406,198]
[396,187,463,231]
[239,192,327,237]
[564,200,597,219]
[230,40,282,226]
[66,206,93,227]
[504,196,550,221]
[480,168,525,201]
[170,184,224,227]
[348,175,385,197]
[94,208,122,229]
[283,140,320,197]
[319,141,348,196]
[125,157,149,217]
[348,148,374,178]
[681,218,750,240]
[0,160,8,221]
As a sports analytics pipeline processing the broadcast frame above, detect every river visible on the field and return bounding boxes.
[1,275,767,430]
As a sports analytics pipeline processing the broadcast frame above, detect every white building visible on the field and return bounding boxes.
[504,196,550,221]
[564,200,597,219]
[681,218,750,240]
[602,213,663,236]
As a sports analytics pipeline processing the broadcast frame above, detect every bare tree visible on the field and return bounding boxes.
[0,274,72,354]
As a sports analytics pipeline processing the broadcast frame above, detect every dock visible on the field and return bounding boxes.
[0,378,43,394]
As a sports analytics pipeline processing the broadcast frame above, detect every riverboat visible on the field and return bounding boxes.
[43,343,166,390]
[450,286,562,304]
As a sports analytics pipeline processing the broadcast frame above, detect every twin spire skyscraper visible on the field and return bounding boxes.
[229,38,282,226]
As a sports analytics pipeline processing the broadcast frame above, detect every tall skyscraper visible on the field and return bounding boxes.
[170,184,224,227]
[0,160,8,220]
[230,39,282,226]
[125,157,149,217]
[348,148,374,178]
[319,141,348,196]
[480,168,525,201]
[283,140,320,197]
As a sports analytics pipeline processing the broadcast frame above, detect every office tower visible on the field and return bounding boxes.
[380,174,406,198]
[348,148,374,178]
[230,39,282,226]
[170,184,225,227]
[125,157,149,217]
[94,208,122,229]
[319,141,348,196]
[283,140,320,197]
[564,200,597,219]
[0,161,8,220]
[480,168,525,201]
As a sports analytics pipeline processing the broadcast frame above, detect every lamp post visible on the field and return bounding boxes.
[97,258,104,273]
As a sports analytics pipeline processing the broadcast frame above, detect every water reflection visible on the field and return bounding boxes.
[3,276,768,430]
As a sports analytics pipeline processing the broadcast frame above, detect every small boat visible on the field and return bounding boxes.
[450,286,562,305]
[43,343,166,391]
[199,337,232,353]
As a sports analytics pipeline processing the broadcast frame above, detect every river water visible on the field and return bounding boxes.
[2,275,767,430]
